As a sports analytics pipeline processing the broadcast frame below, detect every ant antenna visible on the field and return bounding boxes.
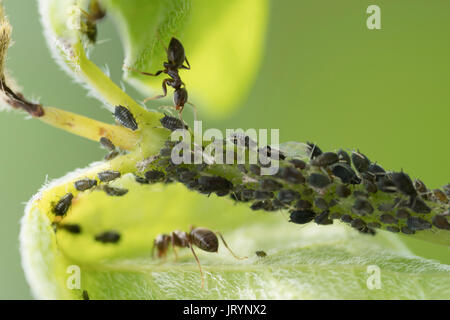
[187,102,198,122]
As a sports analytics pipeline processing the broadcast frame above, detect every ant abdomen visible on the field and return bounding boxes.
[173,87,188,109]
[190,228,219,253]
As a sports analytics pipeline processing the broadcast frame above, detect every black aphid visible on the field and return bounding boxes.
[289,210,316,224]
[97,170,121,182]
[95,230,121,243]
[258,145,286,160]
[330,212,341,220]
[237,164,248,174]
[351,197,374,215]
[311,152,339,167]
[353,190,368,198]
[443,183,450,197]
[396,208,410,219]
[295,199,312,210]
[250,200,272,211]
[306,173,331,189]
[400,226,415,235]
[328,199,339,207]
[145,170,165,183]
[198,176,233,193]
[53,193,73,216]
[255,250,267,258]
[254,190,274,200]
[376,176,397,193]
[378,203,394,212]
[336,149,351,165]
[314,197,328,210]
[159,147,172,157]
[135,175,149,184]
[74,178,97,191]
[99,137,115,151]
[391,172,417,197]
[103,185,128,196]
[336,185,351,198]
[386,226,400,233]
[380,214,397,224]
[259,179,283,192]
[409,197,431,214]
[432,215,450,230]
[306,142,322,159]
[82,290,90,300]
[277,189,300,204]
[178,170,197,183]
[433,189,448,204]
[289,159,306,170]
[160,113,187,131]
[59,223,82,234]
[351,151,370,173]
[367,222,381,229]
[351,218,365,230]
[331,163,361,184]
[340,214,353,223]
[104,150,119,161]
[114,105,138,131]
[364,180,378,194]
[314,210,332,225]
[249,164,261,176]
[414,179,428,194]
[276,167,305,184]
[367,163,386,181]
[406,217,432,231]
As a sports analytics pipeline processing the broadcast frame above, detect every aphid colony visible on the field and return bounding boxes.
[129,137,449,236]
[51,129,448,278]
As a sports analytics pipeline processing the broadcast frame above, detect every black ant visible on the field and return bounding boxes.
[78,0,106,44]
[152,226,246,288]
[124,37,197,121]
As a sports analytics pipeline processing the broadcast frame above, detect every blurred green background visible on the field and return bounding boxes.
[1,0,449,299]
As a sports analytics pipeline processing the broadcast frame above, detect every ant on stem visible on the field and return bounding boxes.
[152,226,246,288]
[124,37,197,122]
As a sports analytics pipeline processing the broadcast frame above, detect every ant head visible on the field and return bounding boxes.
[154,234,171,257]
[167,37,186,68]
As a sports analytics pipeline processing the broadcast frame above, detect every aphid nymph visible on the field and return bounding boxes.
[95,230,121,243]
[114,105,138,131]
[53,193,73,216]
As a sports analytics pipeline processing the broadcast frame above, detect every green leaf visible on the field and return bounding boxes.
[21,171,450,299]
[106,0,269,117]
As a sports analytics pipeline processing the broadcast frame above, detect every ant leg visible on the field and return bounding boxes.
[143,79,169,103]
[188,243,205,289]
[154,31,169,56]
[177,105,185,123]
[123,65,164,77]
[171,232,179,262]
[181,57,191,70]
[215,231,247,260]
[187,102,198,122]
[151,239,156,259]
